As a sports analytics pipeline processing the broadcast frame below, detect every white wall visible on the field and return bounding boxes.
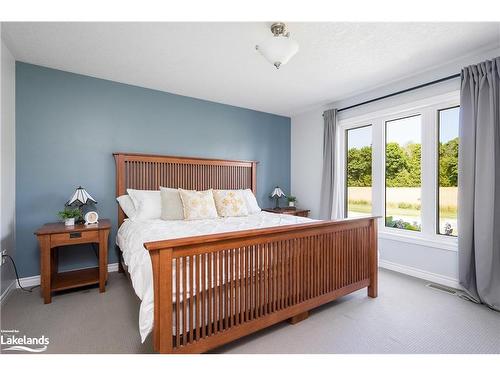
[291,45,500,287]
[1,30,16,298]
[290,106,328,218]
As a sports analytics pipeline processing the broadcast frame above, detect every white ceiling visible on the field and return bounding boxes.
[3,22,499,116]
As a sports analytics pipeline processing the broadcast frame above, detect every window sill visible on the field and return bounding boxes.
[378,230,458,252]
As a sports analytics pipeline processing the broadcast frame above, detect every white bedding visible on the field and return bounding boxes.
[116,211,315,342]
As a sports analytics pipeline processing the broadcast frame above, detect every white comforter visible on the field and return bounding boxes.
[116,211,315,342]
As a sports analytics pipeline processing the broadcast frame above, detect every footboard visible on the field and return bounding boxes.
[145,217,378,354]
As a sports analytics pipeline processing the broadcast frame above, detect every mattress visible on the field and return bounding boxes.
[116,211,315,342]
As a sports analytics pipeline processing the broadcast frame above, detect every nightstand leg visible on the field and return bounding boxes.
[39,236,52,304]
[99,230,109,293]
[51,247,59,274]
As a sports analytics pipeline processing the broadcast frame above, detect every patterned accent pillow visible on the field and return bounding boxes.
[213,190,249,217]
[178,189,218,220]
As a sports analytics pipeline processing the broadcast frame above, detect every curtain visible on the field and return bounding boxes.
[319,109,343,220]
[458,57,500,311]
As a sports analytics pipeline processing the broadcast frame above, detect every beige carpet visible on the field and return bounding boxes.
[1,269,500,354]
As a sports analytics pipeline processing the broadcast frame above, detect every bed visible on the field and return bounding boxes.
[114,152,378,354]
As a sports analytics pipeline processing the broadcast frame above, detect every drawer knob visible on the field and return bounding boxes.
[69,232,82,238]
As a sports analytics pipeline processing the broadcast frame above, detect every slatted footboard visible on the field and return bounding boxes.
[145,217,378,354]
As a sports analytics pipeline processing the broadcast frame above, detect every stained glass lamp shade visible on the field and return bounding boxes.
[66,186,97,207]
[271,186,286,209]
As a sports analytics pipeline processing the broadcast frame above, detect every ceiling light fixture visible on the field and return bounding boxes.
[256,22,299,69]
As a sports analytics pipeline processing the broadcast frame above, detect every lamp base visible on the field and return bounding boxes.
[274,197,280,209]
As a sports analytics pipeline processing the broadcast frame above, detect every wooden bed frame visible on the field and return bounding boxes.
[114,152,378,354]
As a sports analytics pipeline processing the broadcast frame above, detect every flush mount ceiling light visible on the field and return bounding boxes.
[256,22,299,69]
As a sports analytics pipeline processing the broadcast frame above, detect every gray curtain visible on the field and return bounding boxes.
[458,57,500,311]
[319,109,338,220]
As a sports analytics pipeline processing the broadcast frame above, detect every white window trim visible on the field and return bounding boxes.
[338,91,460,250]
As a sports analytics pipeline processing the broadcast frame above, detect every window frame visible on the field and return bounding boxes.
[338,91,459,250]
[345,123,373,218]
[384,113,423,232]
[436,105,460,237]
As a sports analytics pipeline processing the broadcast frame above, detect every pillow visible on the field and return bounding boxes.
[160,187,184,220]
[127,189,161,220]
[213,190,249,217]
[242,189,261,214]
[178,189,218,220]
[116,195,137,219]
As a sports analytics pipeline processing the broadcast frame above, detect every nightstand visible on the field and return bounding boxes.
[263,207,310,218]
[34,219,111,304]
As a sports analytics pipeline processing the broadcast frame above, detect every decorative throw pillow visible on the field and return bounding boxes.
[116,194,137,219]
[178,189,218,220]
[213,190,249,217]
[127,189,162,220]
[242,189,261,214]
[160,187,184,220]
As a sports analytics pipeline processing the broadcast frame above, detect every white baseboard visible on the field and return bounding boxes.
[1,280,16,306]
[379,259,460,289]
[108,262,119,273]
[15,262,120,289]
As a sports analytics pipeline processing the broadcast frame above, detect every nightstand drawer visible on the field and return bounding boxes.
[51,230,99,246]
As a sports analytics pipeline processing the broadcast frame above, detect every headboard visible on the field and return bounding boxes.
[113,152,258,226]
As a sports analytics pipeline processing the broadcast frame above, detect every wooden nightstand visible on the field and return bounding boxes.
[263,207,310,218]
[34,219,111,304]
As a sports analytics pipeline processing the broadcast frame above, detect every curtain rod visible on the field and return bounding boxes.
[324,73,461,115]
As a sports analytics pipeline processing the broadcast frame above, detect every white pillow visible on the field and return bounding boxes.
[127,189,161,220]
[116,195,137,219]
[160,187,184,220]
[178,189,218,220]
[213,190,249,217]
[242,189,261,214]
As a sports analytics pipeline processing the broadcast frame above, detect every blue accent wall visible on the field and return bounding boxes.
[16,62,291,277]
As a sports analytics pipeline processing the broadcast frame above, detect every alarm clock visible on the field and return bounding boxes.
[84,211,99,225]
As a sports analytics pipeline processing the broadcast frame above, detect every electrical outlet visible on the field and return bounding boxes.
[1,249,7,265]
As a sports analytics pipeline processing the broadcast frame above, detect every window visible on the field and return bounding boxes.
[437,106,459,236]
[346,125,372,217]
[339,91,460,246]
[385,115,422,232]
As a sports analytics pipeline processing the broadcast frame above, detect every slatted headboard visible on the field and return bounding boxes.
[113,153,258,226]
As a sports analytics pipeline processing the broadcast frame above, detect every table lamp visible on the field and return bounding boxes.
[66,186,97,223]
[271,186,286,209]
